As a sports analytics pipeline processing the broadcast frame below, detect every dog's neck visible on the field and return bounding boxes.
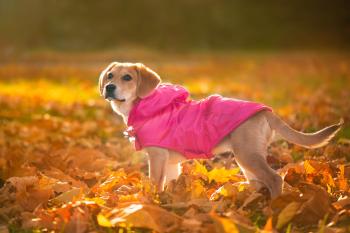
[110,99,135,124]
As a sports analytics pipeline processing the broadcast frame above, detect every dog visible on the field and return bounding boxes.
[99,62,342,198]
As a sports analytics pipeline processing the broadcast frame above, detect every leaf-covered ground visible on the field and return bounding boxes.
[0,51,350,233]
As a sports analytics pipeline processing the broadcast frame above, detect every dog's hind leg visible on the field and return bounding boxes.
[236,165,266,190]
[229,111,283,198]
[234,151,283,198]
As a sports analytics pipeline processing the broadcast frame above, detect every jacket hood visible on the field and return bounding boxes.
[128,84,189,124]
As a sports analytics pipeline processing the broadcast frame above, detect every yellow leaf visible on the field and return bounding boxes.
[191,180,206,198]
[263,217,273,232]
[338,165,348,191]
[97,213,113,227]
[219,186,229,197]
[209,185,227,201]
[100,203,181,232]
[211,214,239,233]
[84,197,106,206]
[323,172,335,187]
[50,187,82,205]
[193,160,208,176]
[304,160,315,174]
[238,183,246,192]
[276,202,302,229]
[209,183,237,200]
[207,167,240,183]
[339,164,345,178]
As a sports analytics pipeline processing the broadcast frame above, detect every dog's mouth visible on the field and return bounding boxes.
[112,98,126,102]
[105,94,126,102]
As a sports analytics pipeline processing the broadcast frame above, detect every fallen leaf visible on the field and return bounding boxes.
[276,202,302,229]
[211,213,239,233]
[99,203,182,232]
[50,187,82,205]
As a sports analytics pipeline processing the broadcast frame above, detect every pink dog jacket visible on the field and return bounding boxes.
[127,84,271,159]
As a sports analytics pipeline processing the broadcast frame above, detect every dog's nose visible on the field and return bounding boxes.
[106,84,116,92]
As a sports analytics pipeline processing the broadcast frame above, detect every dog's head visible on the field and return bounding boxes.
[99,62,161,103]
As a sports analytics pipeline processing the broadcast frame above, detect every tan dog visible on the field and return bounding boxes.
[99,62,342,198]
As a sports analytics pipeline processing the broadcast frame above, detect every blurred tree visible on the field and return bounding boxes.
[0,0,349,51]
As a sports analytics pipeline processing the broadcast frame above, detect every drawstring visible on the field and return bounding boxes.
[123,126,136,143]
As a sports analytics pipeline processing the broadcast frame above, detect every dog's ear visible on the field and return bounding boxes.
[136,63,161,98]
[99,62,118,96]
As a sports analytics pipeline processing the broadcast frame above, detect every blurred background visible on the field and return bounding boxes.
[0,0,350,53]
[0,0,350,180]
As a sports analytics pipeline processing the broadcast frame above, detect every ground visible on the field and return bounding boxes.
[0,50,350,232]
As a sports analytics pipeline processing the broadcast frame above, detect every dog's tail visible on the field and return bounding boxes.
[265,111,343,149]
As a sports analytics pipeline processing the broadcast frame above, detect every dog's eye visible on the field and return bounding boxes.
[122,74,132,81]
[107,73,113,80]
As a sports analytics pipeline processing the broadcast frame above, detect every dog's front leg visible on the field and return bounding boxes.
[145,147,169,192]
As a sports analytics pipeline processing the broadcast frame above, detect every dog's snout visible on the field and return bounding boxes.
[106,84,116,92]
[104,84,117,100]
